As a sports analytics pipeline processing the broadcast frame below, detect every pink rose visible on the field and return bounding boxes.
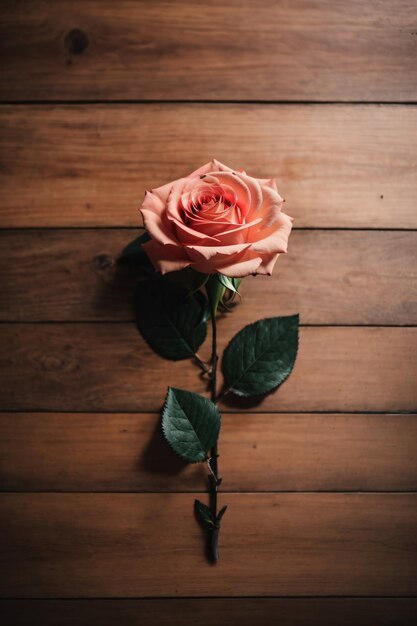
[139,159,293,278]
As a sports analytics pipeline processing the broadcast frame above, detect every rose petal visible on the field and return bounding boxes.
[140,188,180,246]
[237,171,263,212]
[214,217,263,245]
[186,241,252,261]
[216,217,263,237]
[189,159,233,177]
[204,172,252,216]
[142,240,191,274]
[217,251,263,277]
[251,212,293,254]
[258,178,279,192]
[256,253,280,275]
[189,247,261,277]
[147,181,174,207]
[166,178,189,222]
[170,217,221,243]
[255,184,284,224]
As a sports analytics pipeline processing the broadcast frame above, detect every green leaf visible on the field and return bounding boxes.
[134,277,209,360]
[162,388,221,463]
[205,274,226,315]
[195,499,215,527]
[217,273,240,295]
[119,232,153,271]
[120,231,150,255]
[222,315,299,397]
[219,275,241,311]
[189,269,209,292]
[216,505,228,523]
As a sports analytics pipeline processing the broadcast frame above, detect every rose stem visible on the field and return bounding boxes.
[208,301,220,562]
[193,353,211,374]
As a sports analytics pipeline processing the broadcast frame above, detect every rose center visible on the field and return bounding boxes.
[181,182,243,229]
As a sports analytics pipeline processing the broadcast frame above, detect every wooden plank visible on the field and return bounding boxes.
[0,1,416,101]
[1,493,416,597]
[0,325,416,412]
[1,230,416,325]
[1,105,416,228]
[2,598,417,626]
[1,413,417,492]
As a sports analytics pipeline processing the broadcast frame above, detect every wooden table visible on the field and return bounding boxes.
[1,2,416,624]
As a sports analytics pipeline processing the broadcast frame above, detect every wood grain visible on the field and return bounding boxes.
[2,598,417,626]
[1,493,416,597]
[1,0,416,616]
[0,325,416,412]
[1,105,417,228]
[1,1,416,101]
[1,229,416,325]
[1,413,416,492]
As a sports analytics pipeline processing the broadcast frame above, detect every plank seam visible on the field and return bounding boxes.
[1,227,416,232]
[1,100,417,106]
[1,491,417,495]
[1,322,416,327]
[1,595,416,600]
[0,410,415,415]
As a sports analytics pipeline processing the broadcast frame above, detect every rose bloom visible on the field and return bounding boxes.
[140,159,293,278]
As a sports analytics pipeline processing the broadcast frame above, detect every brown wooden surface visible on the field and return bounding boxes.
[1,324,416,412]
[1,104,417,228]
[1,1,417,102]
[1,229,416,324]
[1,413,416,492]
[1,493,416,597]
[1,1,416,622]
[2,598,417,626]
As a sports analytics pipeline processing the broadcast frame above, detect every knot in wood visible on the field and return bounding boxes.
[65,28,89,55]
